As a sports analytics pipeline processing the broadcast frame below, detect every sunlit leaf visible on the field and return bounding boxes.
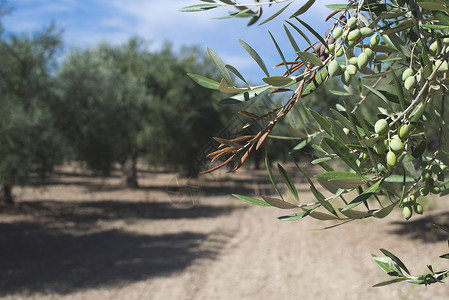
[219,85,269,104]
[342,180,382,211]
[218,79,250,93]
[297,51,323,67]
[262,196,298,209]
[290,0,316,18]
[233,194,272,206]
[278,163,299,202]
[258,2,292,26]
[187,73,220,89]
[207,47,234,86]
[265,155,284,200]
[387,32,410,57]
[309,210,341,220]
[285,20,315,51]
[340,209,372,219]
[372,277,408,287]
[294,17,329,51]
[323,137,362,176]
[315,171,365,189]
[325,4,350,10]
[179,4,219,12]
[302,67,329,97]
[283,25,301,54]
[278,206,319,221]
[269,31,290,74]
[309,109,332,135]
[372,254,404,277]
[372,202,397,218]
[262,76,295,86]
[239,39,269,77]
[226,64,249,87]
[380,248,410,275]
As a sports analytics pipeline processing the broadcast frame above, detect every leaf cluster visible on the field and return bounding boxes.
[185,0,449,287]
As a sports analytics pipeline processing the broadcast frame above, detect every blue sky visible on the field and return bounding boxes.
[3,0,333,81]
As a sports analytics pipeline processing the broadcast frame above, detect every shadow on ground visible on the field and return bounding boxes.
[388,211,449,243]
[1,200,241,223]
[0,200,240,296]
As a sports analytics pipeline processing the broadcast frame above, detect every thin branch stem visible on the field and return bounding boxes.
[352,76,384,113]
[390,51,449,126]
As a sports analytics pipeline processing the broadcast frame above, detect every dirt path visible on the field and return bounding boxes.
[1,165,448,299]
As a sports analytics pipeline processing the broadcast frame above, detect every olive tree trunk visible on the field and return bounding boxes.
[2,184,13,205]
[122,155,138,188]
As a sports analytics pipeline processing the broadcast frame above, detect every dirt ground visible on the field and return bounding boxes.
[1,163,449,300]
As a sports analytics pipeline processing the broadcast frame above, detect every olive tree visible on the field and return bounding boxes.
[183,0,449,287]
[55,39,154,187]
[0,25,64,204]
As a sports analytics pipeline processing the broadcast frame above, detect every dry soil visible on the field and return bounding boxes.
[0,163,448,299]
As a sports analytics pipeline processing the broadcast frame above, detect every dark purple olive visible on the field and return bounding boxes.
[314,43,322,55]
[319,43,326,54]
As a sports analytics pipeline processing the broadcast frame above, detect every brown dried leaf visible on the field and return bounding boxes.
[213,137,241,148]
[256,131,270,150]
[201,154,236,174]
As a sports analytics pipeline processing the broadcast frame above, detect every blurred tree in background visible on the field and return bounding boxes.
[0,3,302,202]
[0,24,64,204]
[54,39,151,187]
[140,44,233,175]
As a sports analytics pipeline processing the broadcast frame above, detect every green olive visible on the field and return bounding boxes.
[341,71,351,86]
[390,138,404,154]
[431,186,441,194]
[357,52,369,69]
[346,64,357,76]
[345,39,356,48]
[332,27,344,39]
[419,186,429,196]
[336,46,344,57]
[404,76,416,90]
[402,206,413,220]
[399,124,410,139]
[429,40,441,56]
[374,119,388,135]
[347,17,358,28]
[364,48,374,61]
[348,29,361,42]
[414,203,423,215]
[436,60,449,72]
[360,27,373,37]
[421,169,432,181]
[370,34,380,47]
[328,60,341,77]
[402,68,414,81]
[386,151,397,168]
[443,37,449,45]
[349,57,358,65]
